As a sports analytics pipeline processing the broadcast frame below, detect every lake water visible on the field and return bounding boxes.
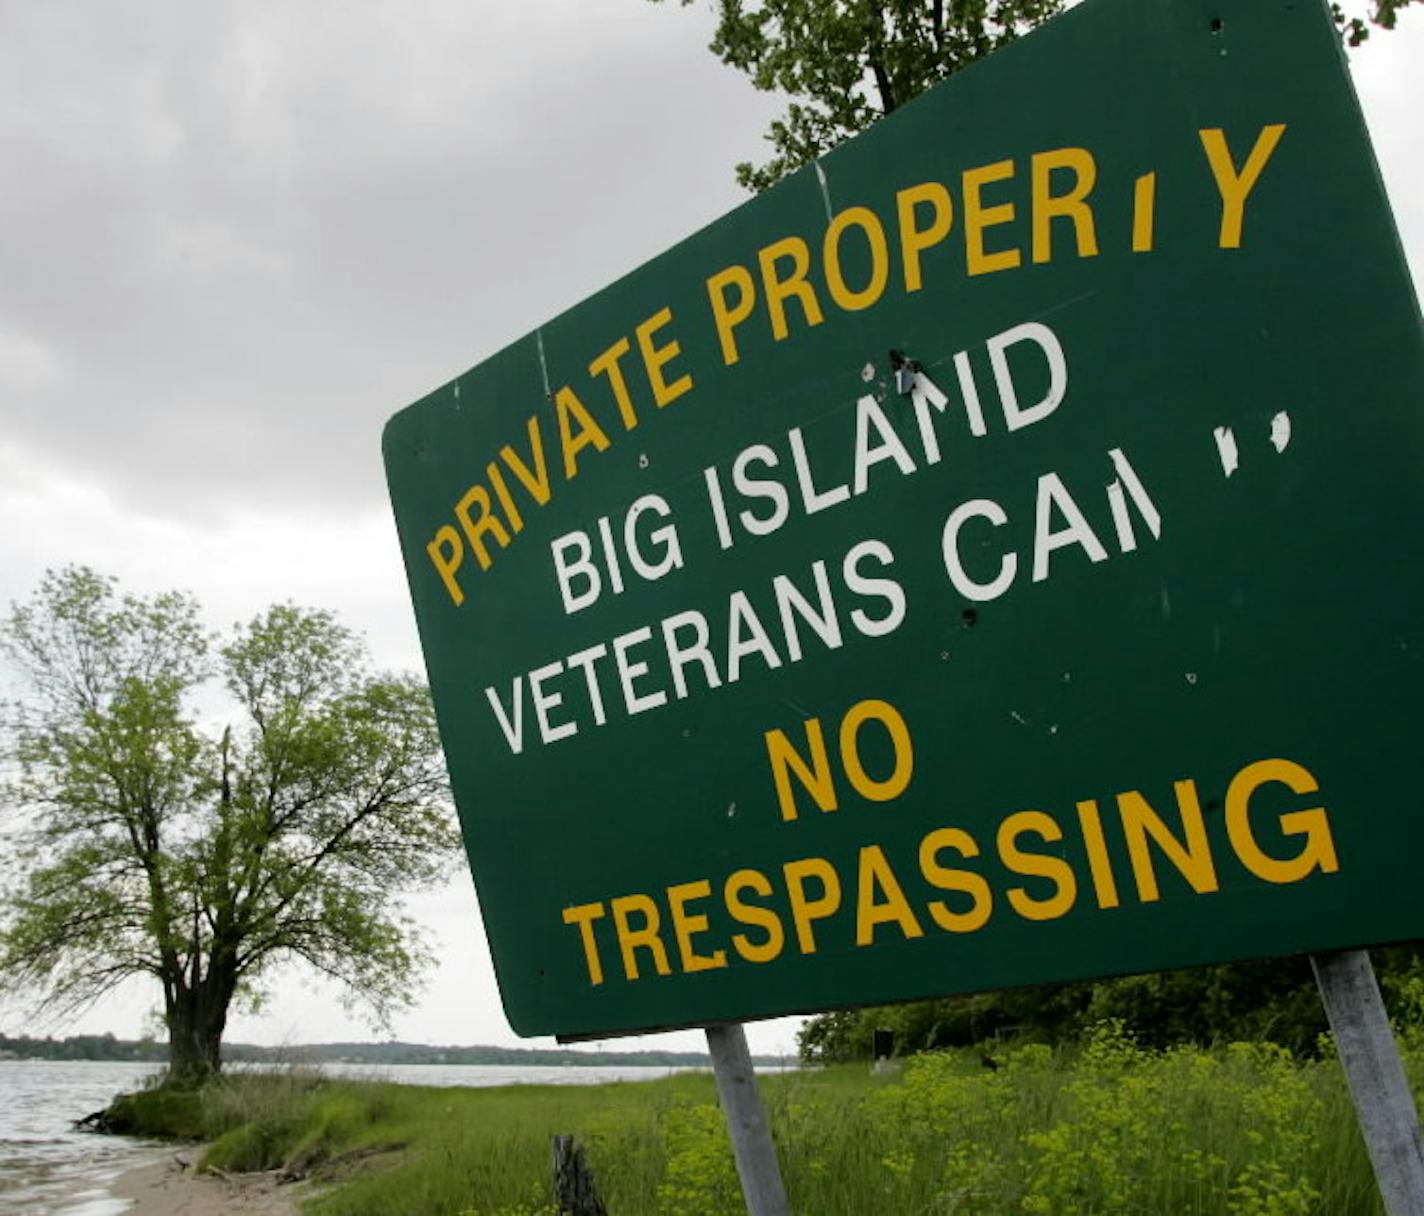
[0,1061,166,1216]
[0,1058,714,1214]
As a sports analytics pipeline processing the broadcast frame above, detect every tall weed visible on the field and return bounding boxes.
[126,1029,1403,1214]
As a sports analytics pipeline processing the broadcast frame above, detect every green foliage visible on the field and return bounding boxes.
[298,1073,726,1216]
[102,1085,209,1139]
[202,1074,382,1174]
[768,1030,1381,1214]
[0,1031,170,1062]
[102,1034,1409,1214]
[457,1198,556,1216]
[652,0,1415,190]
[0,566,459,1076]
[799,950,1424,1063]
[797,978,1095,1061]
[1334,0,1418,45]
[656,1102,742,1215]
[653,0,1061,190]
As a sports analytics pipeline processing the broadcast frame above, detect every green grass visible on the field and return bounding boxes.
[107,1025,1419,1215]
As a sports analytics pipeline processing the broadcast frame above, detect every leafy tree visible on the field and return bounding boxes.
[797,948,1424,1063]
[0,567,459,1079]
[653,0,1415,191]
[1335,0,1417,46]
[654,0,1061,191]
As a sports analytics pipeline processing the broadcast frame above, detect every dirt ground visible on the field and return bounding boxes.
[108,1157,317,1215]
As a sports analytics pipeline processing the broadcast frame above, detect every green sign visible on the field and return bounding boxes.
[384,0,1424,1039]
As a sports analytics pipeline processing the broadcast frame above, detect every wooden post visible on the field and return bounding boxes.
[1311,949,1424,1215]
[550,1134,608,1216]
[705,1022,791,1216]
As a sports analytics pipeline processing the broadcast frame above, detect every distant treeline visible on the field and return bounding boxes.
[0,1032,169,1062]
[0,1032,787,1069]
[799,946,1424,1063]
[224,1040,738,1068]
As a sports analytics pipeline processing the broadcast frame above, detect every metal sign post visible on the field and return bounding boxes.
[705,1023,791,1216]
[1311,950,1424,1215]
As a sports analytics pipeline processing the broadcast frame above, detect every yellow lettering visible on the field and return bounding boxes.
[706,264,757,366]
[919,826,992,933]
[1199,123,1287,248]
[427,525,465,607]
[823,206,890,312]
[610,893,672,981]
[963,159,1021,276]
[561,901,607,986]
[1075,799,1121,909]
[635,307,694,408]
[453,484,510,572]
[998,810,1076,921]
[726,868,786,963]
[758,236,825,342]
[555,385,611,480]
[486,461,523,534]
[1031,147,1098,264]
[855,844,924,945]
[783,856,841,954]
[1226,758,1339,884]
[1132,173,1156,253]
[500,416,553,506]
[897,181,953,292]
[765,718,837,822]
[588,337,638,430]
[839,698,913,803]
[1118,783,1219,902]
[667,879,727,973]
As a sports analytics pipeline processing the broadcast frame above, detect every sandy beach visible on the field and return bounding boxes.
[107,1158,311,1215]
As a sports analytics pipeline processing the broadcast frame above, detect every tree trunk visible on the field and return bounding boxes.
[165,967,234,1082]
[166,1004,224,1081]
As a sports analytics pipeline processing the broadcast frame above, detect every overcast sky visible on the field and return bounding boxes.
[1,2,1420,1059]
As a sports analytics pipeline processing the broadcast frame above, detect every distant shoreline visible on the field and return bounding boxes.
[0,1033,793,1069]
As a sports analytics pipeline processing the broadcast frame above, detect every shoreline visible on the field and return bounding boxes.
[106,1157,311,1215]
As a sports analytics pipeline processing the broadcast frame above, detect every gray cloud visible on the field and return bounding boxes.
[0,1,783,522]
[4,4,1420,531]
